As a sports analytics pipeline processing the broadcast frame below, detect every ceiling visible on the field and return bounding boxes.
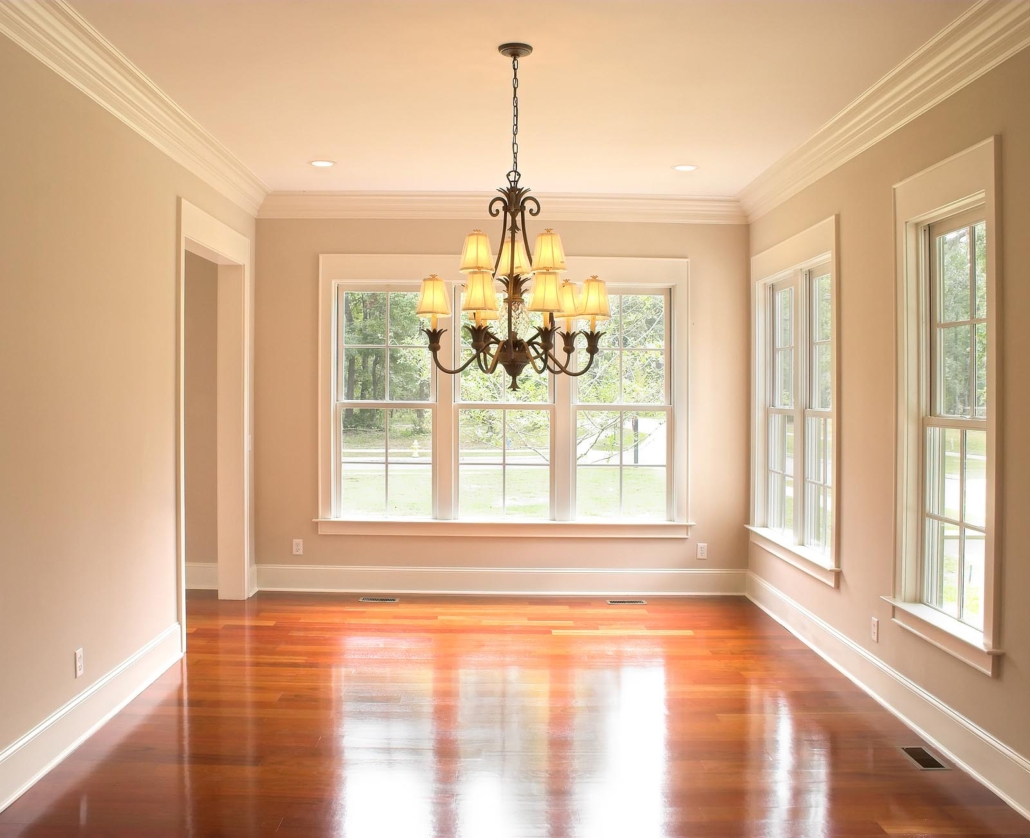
[68,0,974,198]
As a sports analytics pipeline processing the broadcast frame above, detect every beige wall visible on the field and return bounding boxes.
[749,49,1030,757]
[255,219,750,570]
[184,253,219,566]
[0,35,254,750]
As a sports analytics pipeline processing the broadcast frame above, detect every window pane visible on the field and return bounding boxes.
[341,464,385,517]
[459,409,503,463]
[938,227,970,323]
[388,465,432,518]
[812,343,831,410]
[623,413,667,466]
[576,467,620,520]
[924,518,960,618]
[784,476,794,532]
[963,430,986,528]
[388,292,422,345]
[506,410,550,465]
[388,409,431,463]
[341,409,386,463]
[974,221,986,319]
[622,468,666,519]
[460,360,503,403]
[774,349,793,408]
[504,466,549,518]
[343,348,386,400]
[577,411,620,465]
[343,292,387,345]
[768,413,794,475]
[814,273,832,343]
[389,348,431,401]
[576,349,619,404]
[597,296,621,349]
[962,530,985,630]
[620,294,665,349]
[926,426,961,520]
[459,466,502,518]
[974,323,986,419]
[775,287,793,348]
[623,350,665,404]
[505,367,550,404]
[940,325,970,417]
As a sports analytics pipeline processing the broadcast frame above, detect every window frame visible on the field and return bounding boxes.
[316,254,692,538]
[889,137,1002,676]
[749,217,841,587]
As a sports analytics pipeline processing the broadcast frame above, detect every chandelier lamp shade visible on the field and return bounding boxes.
[417,42,610,391]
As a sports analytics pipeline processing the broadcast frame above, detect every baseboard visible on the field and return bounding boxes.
[256,564,747,596]
[0,623,182,813]
[185,562,217,590]
[745,572,1030,820]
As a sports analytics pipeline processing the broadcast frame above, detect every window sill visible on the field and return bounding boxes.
[746,526,840,588]
[315,519,694,538]
[881,597,1002,677]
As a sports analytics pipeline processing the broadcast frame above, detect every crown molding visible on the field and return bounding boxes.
[258,191,747,225]
[739,0,1030,222]
[0,0,269,215]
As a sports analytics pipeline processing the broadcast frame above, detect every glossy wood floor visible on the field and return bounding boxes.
[2,593,1027,837]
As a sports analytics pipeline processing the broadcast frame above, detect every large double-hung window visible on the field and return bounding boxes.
[749,218,839,583]
[318,255,689,535]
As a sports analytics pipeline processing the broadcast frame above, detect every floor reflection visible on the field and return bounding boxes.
[0,594,1025,837]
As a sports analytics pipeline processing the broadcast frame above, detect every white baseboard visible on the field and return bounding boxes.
[745,572,1030,820]
[0,623,182,813]
[185,562,217,590]
[256,564,747,596]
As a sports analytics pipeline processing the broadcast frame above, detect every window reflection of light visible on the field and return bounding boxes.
[345,766,433,838]
[578,666,667,838]
[459,774,522,838]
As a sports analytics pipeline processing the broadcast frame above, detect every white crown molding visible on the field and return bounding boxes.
[0,0,269,215]
[739,0,1030,221]
[258,191,747,225]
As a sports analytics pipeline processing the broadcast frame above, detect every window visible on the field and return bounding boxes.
[749,217,839,584]
[317,255,690,536]
[923,212,987,629]
[891,138,1000,675]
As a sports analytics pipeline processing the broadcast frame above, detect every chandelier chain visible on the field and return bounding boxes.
[509,55,520,186]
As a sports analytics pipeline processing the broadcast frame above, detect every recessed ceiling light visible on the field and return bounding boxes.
[310,160,335,168]
[673,164,698,172]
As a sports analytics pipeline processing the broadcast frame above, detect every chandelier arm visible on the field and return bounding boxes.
[492,205,511,277]
[427,346,486,376]
[525,335,570,375]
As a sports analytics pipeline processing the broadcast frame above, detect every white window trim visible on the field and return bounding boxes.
[892,137,1002,676]
[316,254,692,537]
[749,216,841,586]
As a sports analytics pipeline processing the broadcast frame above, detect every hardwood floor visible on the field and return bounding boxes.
[1,593,1027,837]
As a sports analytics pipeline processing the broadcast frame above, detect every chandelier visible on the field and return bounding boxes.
[415,43,610,391]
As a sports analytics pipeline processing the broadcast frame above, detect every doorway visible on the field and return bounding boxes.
[176,199,254,651]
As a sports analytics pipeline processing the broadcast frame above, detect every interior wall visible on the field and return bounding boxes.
[0,34,254,751]
[748,49,1030,758]
[255,218,750,572]
[184,253,219,567]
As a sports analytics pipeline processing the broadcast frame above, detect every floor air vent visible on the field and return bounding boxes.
[359,596,399,603]
[607,599,647,605]
[901,746,948,770]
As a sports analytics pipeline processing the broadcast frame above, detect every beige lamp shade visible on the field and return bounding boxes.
[496,235,532,278]
[461,271,499,313]
[532,228,567,272]
[416,274,451,328]
[558,279,581,329]
[579,275,611,328]
[527,271,563,313]
[459,229,493,273]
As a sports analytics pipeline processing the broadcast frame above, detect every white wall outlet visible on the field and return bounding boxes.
[696,542,708,560]
[74,648,84,679]
[292,538,304,556]
[871,617,879,643]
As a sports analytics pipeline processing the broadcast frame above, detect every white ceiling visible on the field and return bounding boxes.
[69,0,974,198]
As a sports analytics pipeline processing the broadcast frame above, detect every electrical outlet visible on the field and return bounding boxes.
[74,648,84,679]
[871,617,879,643]
[696,542,708,560]
[292,538,304,556]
